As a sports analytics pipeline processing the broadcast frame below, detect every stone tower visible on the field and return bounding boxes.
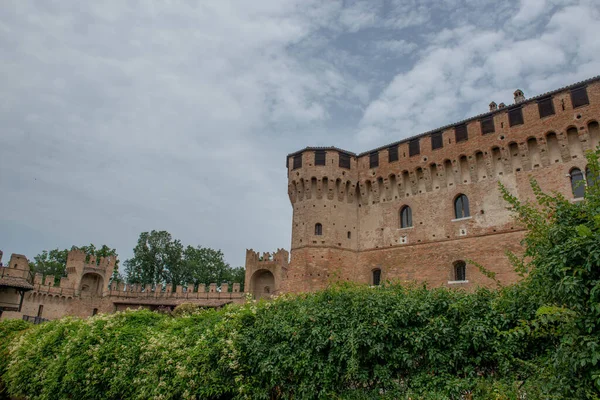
[283,148,361,292]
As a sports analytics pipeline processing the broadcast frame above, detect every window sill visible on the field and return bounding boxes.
[448,280,469,284]
[451,216,472,222]
[571,197,584,203]
[397,227,414,231]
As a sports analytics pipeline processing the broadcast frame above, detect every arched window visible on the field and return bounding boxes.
[400,206,412,228]
[454,194,470,219]
[372,269,381,286]
[570,168,585,198]
[315,223,323,236]
[454,261,466,281]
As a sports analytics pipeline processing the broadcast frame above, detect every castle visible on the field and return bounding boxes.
[1,76,599,320]
[264,76,599,295]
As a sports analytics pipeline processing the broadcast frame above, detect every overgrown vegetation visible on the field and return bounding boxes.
[1,151,599,399]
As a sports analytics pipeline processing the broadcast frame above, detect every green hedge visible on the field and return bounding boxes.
[0,284,543,400]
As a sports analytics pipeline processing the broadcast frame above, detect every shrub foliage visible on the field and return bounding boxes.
[1,151,599,399]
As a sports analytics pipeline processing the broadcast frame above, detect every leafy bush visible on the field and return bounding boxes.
[1,150,599,399]
[0,319,30,399]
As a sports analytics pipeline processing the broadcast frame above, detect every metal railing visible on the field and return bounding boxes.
[22,315,49,324]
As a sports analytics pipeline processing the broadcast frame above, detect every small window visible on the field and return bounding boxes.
[369,152,379,168]
[537,96,555,118]
[571,86,589,108]
[431,131,443,150]
[454,194,470,219]
[92,308,98,316]
[454,261,466,281]
[480,116,495,135]
[347,231,351,239]
[400,206,412,228]
[372,269,381,286]
[315,223,323,236]
[508,107,524,127]
[388,145,399,162]
[339,153,351,169]
[293,154,302,169]
[315,150,326,166]
[455,124,468,142]
[409,139,420,156]
[570,168,585,198]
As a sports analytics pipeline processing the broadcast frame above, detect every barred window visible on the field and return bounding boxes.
[571,86,589,108]
[508,107,524,127]
[339,153,351,169]
[537,96,555,118]
[315,150,326,166]
[372,269,381,286]
[370,152,379,168]
[455,124,468,142]
[388,145,399,162]
[293,154,302,169]
[480,116,495,134]
[454,261,466,281]
[431,132,443,150]
[409,139,420,156]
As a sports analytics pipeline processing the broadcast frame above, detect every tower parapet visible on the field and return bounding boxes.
[244,249,288,299]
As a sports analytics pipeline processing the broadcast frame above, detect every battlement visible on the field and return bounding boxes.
[66,249,116,273]
[107,282,243,300]
[287,78,600,207]
[245,248,289,268]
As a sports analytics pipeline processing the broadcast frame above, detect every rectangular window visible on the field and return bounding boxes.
[508,107,524,127]
[537,96,555,118]
[455,124,468,142]
[571,86,589,108]
[431,131,443,150]
[339,153,351,169]
[409,139,420,156]
[369,152,379,168]
[293,154,302,169]
[388,145,398,162]
[480,116,495,134]
[315,150,326,166]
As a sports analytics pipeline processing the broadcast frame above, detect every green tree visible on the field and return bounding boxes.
[124,231,245,290]
[500,148,600,397]
[124,231,184,287]
[183,246,244,290]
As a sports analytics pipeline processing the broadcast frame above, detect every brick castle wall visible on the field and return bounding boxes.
[279,77,600,293]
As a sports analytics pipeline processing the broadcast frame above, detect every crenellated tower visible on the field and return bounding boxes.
[284,148,362,292]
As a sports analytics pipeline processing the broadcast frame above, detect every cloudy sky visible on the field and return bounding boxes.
[1,0,599,270]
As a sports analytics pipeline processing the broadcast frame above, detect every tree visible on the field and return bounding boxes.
[124,231,245,291]
[124,231,183,287]
[29,244,118,285]
[500,148,600,397]
[183,246,244,290]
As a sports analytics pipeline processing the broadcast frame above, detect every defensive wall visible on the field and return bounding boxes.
[279,76,600,293]
[0,249,246,321]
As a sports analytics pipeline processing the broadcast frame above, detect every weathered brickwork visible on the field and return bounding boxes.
[277,77,600,294]
[0,249,245,321]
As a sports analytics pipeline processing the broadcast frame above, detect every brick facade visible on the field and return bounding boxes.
[276,76,600,294]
